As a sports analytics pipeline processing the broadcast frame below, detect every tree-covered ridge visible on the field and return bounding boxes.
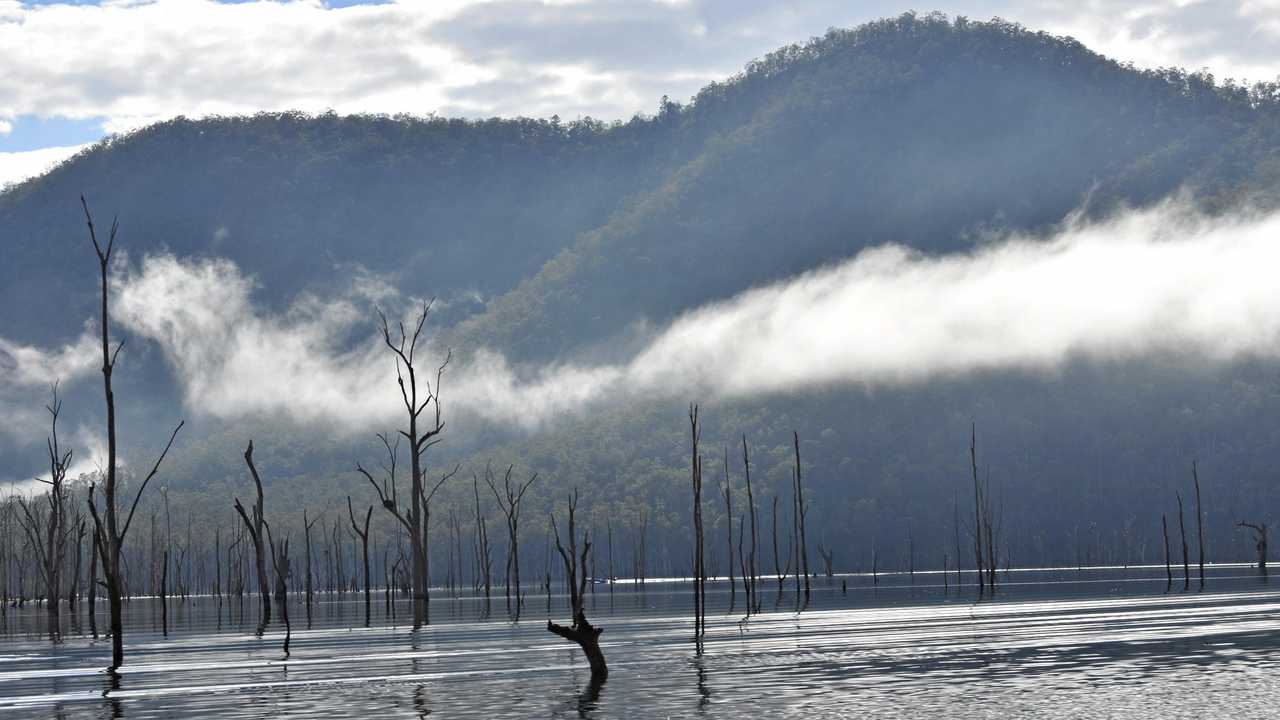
[8,13,1280,350]
[451,13,1280,360]
[4,12,1280,584]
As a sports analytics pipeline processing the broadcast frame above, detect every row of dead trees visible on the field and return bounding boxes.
[5,199,1272,679]
[689,403,813,645]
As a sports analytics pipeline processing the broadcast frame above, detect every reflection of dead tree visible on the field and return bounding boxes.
[233,440,272,626]
[547,489,608,681]
[17,384,73,640]
[1237,522,1268,574]
[486,464,537,617]
[348,496,373,625]
[82,193,184,673]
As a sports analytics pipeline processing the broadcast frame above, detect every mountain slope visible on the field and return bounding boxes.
[4,13,1280,571]
[451,13,1280,360]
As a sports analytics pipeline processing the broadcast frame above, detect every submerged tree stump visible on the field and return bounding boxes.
[547,489,609,682]
[547,611,608,680]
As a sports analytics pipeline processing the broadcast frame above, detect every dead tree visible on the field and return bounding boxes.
[970,425,986,597]
[1237,522,1268,574]
[267,529,291,656]
[1162,514,1172,592]
[70,514,85,616]
[817,543,834,577]
[793,431,810,601]
[547,489,607,681]
[17,385,74,640]
[418,464,461,605]
[86,524,99,637]
[689,405,706,643]
[374,302,449,628]
[771,495,785,594]
[303,510,320,623]
[1176,492,1190,591]
[81,194,184,672]
[473,474,493,601]
[741,436,759,612]
[1193,462,1206,589]
[233,440,272,626]
[348,497,373,625]
[722,447,735,609]
[486,464,537,617]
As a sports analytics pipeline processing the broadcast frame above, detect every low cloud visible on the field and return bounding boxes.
[0,329,98,442]
[7,198,1280,435]
[48,198,1280,432]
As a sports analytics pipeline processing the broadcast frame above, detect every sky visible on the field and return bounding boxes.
[2,0,1280,186]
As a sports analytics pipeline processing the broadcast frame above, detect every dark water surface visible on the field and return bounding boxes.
[2,565,1277,718]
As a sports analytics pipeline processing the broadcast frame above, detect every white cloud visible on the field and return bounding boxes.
[0,117,11,135]
[51,198,1280,433]
[0,327,100,443]
[1018,0,1280,83]
[2,0,1277,148]
[0,143,90,188]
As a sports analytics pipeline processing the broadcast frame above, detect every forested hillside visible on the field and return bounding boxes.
[5,13,1280,578]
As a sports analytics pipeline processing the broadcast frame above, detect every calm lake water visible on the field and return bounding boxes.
[1,564,1277,718]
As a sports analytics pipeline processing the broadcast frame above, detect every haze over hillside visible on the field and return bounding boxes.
[4,13,1280,569]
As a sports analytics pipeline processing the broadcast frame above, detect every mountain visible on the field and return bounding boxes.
[4,13,1280,571]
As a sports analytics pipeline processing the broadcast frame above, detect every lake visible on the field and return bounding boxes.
[1,564,1277,718]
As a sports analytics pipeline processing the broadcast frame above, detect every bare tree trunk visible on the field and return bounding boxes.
[159,549,168,636]
[793,431,810,602]
[1162,514,1172,592]
[1193,462,1206,589]
[81,197,183,671]
[689,405,705,643]
[547,489,607,681]
[87,527,99,638]
[370,304,449,628]
[970,425,985,597]
[303,511,318,624]
[953,494,962,588]
[742,436,759,613]
[723,447,735,610]
[772,496,783,594]
[473,475,492,600]
[486,464,536,619]
[233,440,271,626]
[1177,492,1190,591]
[348,497,373,626]
[1237,522,1268,574]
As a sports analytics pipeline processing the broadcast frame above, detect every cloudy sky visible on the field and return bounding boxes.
[2,0,1280,186]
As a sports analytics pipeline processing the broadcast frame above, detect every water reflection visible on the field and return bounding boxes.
[0,565,1277,718]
